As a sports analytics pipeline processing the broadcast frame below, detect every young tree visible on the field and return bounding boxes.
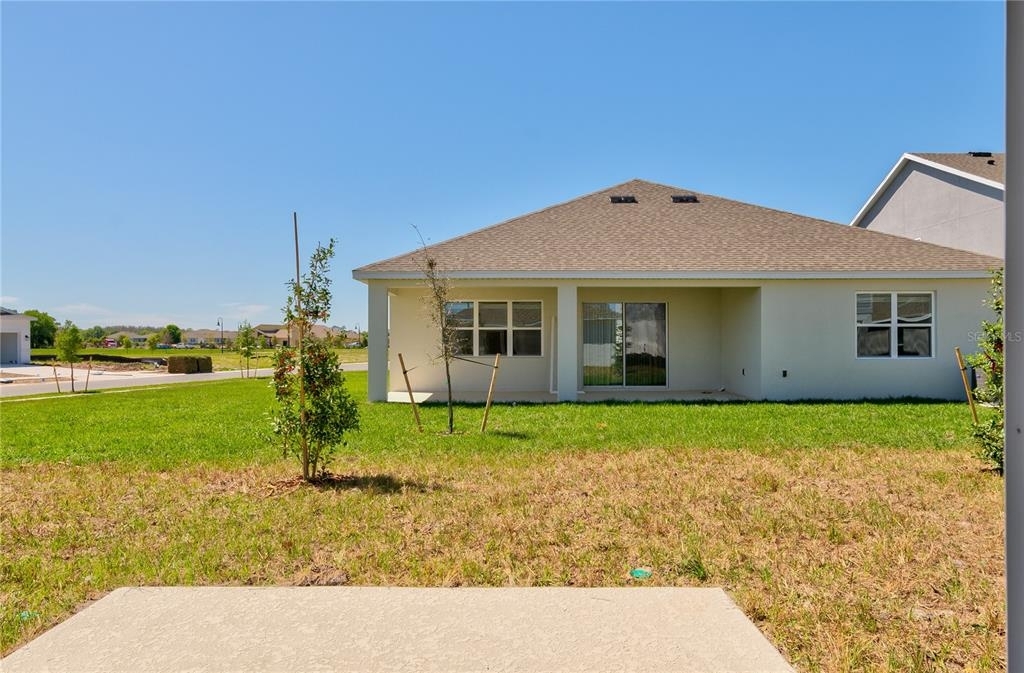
[145,333,160,350]
[24,310,57,348]
[416,227,457,433]
[271,236,359,481]
[163,324,182,345]
[54,321,84,393]
[967,268,1004,470]
[236,320,258,378]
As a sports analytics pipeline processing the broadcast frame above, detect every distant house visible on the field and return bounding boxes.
[354,179,999,403]
[0,308,33,364]
[254,323,284,346]
[272,324,339,347]
[183,329,238,347]
[106,331,148,347]
[851,152,1005,258]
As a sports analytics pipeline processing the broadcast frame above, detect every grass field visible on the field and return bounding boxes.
[0,374,1005,671]
[30,346,368,371]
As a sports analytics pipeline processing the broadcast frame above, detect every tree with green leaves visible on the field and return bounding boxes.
[24,310,57,348]
[236,320,258,378]
[163,324,182,345]
[82,325,106,346]
[967,268,1004,471]
[416,227,457,433]
[271,236,359,481]
[145,333,160,350]
[54,321,84,393]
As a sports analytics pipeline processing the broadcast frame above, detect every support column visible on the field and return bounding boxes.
[1005,2,1022,666]
[556,283,578,402]
[367,282,389,402]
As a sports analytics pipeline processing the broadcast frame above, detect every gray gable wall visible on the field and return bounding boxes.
[857,161,1004,259]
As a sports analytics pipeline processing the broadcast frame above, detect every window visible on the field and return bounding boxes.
[856,292,933,358]
[583,302,667,386]
[443,301,542,357]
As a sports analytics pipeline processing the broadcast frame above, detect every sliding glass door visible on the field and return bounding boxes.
[582,302,666,387]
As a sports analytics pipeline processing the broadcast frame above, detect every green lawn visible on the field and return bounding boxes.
[0,375,1005,671]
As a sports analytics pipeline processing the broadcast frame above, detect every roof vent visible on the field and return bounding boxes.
[610,195,637,204]
[968,151,993,157]
[671,194,699,203]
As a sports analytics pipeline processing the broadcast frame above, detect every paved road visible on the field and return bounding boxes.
[0,363,367,398]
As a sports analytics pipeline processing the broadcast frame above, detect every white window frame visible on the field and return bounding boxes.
[445,300,544,358]
[855,291,935,359]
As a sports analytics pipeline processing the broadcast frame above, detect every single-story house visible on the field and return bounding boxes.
[254,324,285,346]
[353,179,1000,403]
[106,331,148,347]
[272,324,340,347]
[851,152,1005,258]
[0,307,33,364]
[183,329,238,347]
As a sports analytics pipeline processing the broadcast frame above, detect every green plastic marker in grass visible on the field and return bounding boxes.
[630,568,652,580]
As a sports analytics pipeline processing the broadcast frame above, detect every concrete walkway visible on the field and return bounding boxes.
[1,587,793,673]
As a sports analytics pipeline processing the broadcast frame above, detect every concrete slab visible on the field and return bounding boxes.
[386,390,745,404]
[1,587,793,673]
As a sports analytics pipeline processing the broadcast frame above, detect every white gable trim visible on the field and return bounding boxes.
[850,153,1005,229]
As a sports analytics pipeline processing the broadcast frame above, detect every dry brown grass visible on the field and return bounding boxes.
[1,446,1004,671]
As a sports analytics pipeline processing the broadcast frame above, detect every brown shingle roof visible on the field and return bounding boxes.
[912,152,1005,184]
[354,179,1000,279]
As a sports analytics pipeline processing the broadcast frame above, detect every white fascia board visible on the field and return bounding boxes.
[353,269,995,282]
[850,153,1006,228]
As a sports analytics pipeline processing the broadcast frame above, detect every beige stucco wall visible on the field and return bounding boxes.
[388,286,557,394]
[759,278,993,400]
[720,287,762,399]
[859,162,1004,258]
[376,277,992,401]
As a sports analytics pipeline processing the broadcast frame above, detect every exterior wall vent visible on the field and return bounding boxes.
[671,194,699,203]
[968,151,993,157]
[610,195,637,204]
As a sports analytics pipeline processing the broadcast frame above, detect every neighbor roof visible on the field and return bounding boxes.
[354,180,999,280]
[911,152,1005,184]
[850,152,1005,229]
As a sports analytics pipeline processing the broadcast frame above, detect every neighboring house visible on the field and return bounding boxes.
[183,329,238,347]
[0,308,33,364]
[851,152,1005,258]
[353,179,1000,403]
[272,324,338,347]
[254,323,284,346]
[106,331,148,347]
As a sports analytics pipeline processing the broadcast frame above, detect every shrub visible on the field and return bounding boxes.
[966,269,1004,471]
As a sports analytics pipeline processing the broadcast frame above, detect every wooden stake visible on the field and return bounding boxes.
[84,356,92,392]
[955,346,979,424]
[398,353,422,432]
[52,362,61,394]
[294,212,309,480]
[481,353,501,433]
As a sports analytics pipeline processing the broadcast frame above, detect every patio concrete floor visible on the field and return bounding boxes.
[387,389,746,403]
[1,587,794,673]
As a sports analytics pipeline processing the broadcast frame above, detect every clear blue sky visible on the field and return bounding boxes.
[1,1,1005,331]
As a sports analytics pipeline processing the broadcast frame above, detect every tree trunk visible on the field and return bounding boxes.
[445,356,454,434]
[69,362,75,393]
